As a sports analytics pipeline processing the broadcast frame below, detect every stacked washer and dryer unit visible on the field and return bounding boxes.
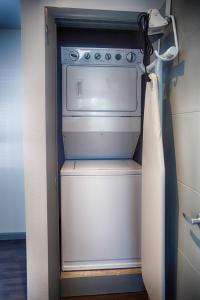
[61,47,143,271]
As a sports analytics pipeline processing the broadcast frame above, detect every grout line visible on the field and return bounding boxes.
[177,180,200,196]
[171,111,200,116]
[178,248,200,277]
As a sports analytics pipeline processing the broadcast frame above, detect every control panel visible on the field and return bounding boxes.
[61,47,143,66]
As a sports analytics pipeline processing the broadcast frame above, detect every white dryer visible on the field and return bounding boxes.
[61,47,143,159]
[61,160,142,271]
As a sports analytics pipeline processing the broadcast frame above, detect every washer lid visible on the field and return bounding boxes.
[60,160,142,176]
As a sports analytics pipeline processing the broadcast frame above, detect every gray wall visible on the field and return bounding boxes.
[163,1,200,299]
[0,29,25,235]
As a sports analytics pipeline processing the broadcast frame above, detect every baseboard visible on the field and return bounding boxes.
[61,291,148,299]
[61,268,145,297]
[0,232,26,240]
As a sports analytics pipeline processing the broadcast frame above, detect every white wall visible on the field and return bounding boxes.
[0,29,25,234]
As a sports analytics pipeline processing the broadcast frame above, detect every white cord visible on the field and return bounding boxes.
[139,14,179,74]
[154,15,178,61]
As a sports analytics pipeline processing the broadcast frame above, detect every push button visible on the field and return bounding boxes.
[115,53,122,61]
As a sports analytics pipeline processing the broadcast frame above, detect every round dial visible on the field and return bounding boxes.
[84,52,90,60]
[94,53,101,60]
[69,50,79,61]
[126,52,136,63]
[115,53,122,61]
[105,53,111,60]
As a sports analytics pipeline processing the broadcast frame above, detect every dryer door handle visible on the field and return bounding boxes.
[77,81,83,98]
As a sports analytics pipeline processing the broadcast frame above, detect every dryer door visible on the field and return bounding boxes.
[62,65,141,116]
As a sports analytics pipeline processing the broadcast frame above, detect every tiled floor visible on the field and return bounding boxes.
[0,240,27,300]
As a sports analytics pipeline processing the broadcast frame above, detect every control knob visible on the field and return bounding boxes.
[69,50,79,61]
[105,53,111,60]
[84,52,90,60]
[94,53,101,60]
[126,52,136,63]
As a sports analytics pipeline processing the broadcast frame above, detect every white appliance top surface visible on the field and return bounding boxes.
[61,160,142,176]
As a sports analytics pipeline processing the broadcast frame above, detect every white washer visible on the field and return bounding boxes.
[61,159,142,271]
